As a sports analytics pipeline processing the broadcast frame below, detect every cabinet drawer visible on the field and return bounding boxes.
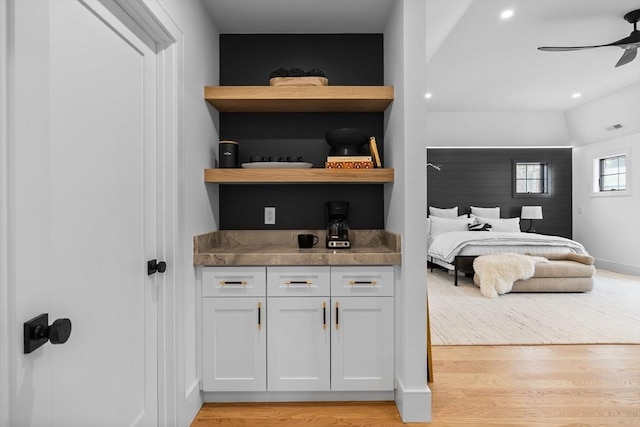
[331,266,394,297]
[267,266,330,296]
[203,266,266,297]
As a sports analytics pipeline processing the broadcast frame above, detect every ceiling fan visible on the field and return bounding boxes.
[538,9,640,67]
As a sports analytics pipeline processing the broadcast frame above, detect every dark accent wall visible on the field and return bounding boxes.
[218,34,385,230]
[426,148,573,238]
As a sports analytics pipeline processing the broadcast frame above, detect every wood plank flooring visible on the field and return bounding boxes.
[191,344,640,426]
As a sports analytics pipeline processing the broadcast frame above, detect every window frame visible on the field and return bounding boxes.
[598,154,626,192]
[592,148,632,198]
[512,159,551,199]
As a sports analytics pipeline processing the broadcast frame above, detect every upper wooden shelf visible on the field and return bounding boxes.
[204,168,394,184]
[204,86,394,112]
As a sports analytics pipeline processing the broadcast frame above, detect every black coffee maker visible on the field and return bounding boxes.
[326,201,351,249]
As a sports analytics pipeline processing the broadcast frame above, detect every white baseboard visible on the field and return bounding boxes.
[181,380,203,427]
[204,390,394,403]
[394,379,431,422]
[595,259,640,277]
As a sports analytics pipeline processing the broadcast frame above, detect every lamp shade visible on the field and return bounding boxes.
[521,206,543,220]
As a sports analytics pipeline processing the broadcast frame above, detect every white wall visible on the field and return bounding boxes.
[567,82,640,276]
[565,83,640,147]
[384,0,431,422]
[572,133,640,275]
[156,1,219,425]
[424,111,570,147]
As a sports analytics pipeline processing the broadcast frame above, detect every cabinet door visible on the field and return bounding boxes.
[331,297,394,391]
[267,297,330,391]
[202,297,266,391]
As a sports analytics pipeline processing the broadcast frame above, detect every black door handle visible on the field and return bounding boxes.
[24,313,72,354]
[147,259,167,275]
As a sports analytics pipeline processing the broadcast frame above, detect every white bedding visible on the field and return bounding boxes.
[427,231,588,265]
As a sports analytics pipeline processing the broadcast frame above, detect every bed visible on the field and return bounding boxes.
[426,206,589,273]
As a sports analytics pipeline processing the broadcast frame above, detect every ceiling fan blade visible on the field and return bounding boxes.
[539,30,640,52]
[615,48,638,67]
[538,45,609,51]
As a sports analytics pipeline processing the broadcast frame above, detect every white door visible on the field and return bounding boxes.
[331,297,394,391]
[202,298,266,392]
[267,297,330,391]
[6,1,159,426]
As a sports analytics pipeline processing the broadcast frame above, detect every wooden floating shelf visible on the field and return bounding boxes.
[204,86,394,112]
[204,168,394,184]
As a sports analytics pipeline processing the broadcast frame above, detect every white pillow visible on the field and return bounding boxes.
[429,206,458,218]
[473,216,521,233]
[470,206,500,219]
[429,216,475,237]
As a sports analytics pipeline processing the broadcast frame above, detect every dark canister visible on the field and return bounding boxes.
[219,140,238,168]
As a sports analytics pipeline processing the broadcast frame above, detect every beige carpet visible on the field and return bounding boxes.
[427,268,640,345]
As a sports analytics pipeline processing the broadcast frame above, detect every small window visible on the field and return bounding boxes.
[598,154,626,192]
[515,162,548,194]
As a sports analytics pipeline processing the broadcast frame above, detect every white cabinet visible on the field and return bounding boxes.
[202,267,266,392]
[267,266,330,391]
[330,266,394,391]
[202,265,394,394]
[331,297,394,390]
[267,297,330,391]
[202,297,266,391]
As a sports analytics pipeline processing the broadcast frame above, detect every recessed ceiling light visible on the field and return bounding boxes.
[572,92,582,98]
[424,92,432,99]
[500,10,514,20]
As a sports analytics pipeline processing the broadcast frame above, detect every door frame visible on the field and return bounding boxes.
[0,1,188,426]
[0,1,12,425]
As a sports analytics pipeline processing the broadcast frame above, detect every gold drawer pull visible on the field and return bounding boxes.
[220,280,248,287]
[348,280,377,286]
[285,280,313,286]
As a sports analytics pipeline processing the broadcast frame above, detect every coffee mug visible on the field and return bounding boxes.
[297,234,319,248]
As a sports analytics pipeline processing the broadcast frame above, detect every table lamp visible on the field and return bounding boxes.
[521,206,543,233]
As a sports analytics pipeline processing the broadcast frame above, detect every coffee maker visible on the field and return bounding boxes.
[326,201,351,249]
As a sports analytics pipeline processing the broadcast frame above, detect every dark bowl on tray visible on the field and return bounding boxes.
[325,128,371,156]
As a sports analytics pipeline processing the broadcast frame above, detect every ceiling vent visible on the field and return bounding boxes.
[605,123,624,131]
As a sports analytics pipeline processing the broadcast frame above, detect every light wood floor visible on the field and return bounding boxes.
[191,344,640,426]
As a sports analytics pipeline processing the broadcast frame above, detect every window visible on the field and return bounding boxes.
[598,154,626,192]
[515,162,548,194]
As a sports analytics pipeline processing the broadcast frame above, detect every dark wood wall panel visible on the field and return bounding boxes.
[218,34,385,230]
[427,148,572,238]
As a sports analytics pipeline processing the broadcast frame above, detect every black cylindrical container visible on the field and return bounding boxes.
[219,140,238,168]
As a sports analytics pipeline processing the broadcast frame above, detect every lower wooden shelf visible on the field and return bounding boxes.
[204,168,394,184]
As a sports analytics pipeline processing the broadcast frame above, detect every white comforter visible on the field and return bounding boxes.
[427,231,588,264]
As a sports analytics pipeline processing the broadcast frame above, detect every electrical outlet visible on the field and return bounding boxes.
[264,207,276,225]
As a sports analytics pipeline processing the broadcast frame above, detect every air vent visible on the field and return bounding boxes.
[605,123,624,131]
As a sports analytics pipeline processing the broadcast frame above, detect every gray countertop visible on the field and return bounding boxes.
[193,230,401,266]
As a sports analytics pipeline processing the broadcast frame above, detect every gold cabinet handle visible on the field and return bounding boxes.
[348,280,377,286]
[220,280,248,287]
[257,302,262,330]
[285,280,313,286]
[322,302,327,330]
